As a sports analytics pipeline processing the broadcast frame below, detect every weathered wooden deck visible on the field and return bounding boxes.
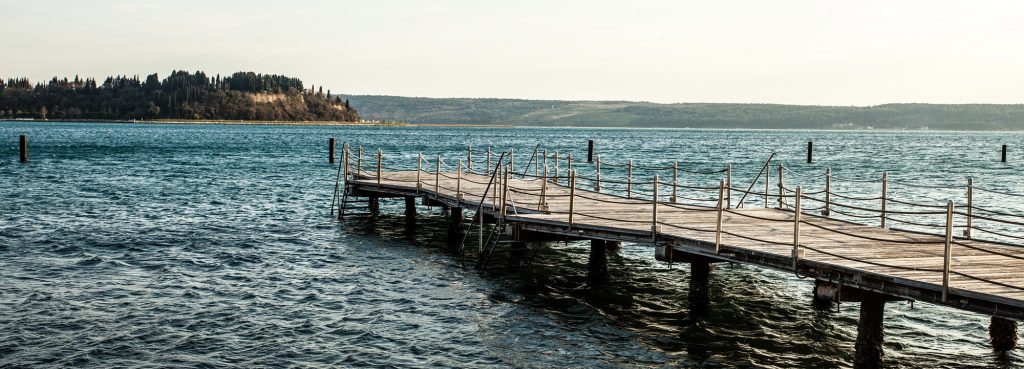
[333,146,1024,365]
[348,169,1024,319]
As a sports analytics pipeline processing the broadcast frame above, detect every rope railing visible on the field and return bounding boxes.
[349,144,1024,297]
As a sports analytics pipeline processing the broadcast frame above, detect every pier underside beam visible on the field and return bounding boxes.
[854,291,887,369]
[990,316,1019,352]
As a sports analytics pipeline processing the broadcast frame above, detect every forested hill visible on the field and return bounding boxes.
[347,95,1024,130]
[0,71,358,122]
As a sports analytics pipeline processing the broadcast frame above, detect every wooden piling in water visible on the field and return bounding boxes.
[854,291,886,369]
[587,140,594,163]
[19,135,27,163]
[588,239,608,281]
[807,141,813,163]
[689,257,712,311]
[328,138,335,163]
[990,316,1018,351]
[1002,144,1008,162]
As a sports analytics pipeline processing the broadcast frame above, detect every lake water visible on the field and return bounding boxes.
[2,121,1023,368]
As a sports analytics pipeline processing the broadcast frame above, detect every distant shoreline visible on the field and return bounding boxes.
[0,118,409,127]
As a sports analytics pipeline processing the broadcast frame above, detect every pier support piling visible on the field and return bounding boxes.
[404,196,417,222]
[589,239,608,281]
[807,141,813,163]
[605,240,621,254]
[447,207,463,240]
[368,196,380,217]
[587,140,594,163]
[689,258,712,310]
[19,133,27,160]
[1002,144,1008,163]
[990,316,1018,352]
[854,291,886,369]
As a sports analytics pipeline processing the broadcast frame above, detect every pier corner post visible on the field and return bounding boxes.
[854,291,886,369]
[990,316,1019,352]
[689,257,712,311]
[588,239,608,281]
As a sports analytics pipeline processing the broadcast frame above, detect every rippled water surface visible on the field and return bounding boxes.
[2,122,1024,368]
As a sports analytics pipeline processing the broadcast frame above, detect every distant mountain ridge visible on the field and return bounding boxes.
[347,95,1024,130]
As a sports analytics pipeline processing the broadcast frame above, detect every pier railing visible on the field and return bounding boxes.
[340,144,1024,300]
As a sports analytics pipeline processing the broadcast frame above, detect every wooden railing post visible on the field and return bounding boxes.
[343,143,350,181]
[554,150,560,184]
[416,153,422,194]
[793,186,803,271]
[595,154,602,192]
[777,163,784,208]
[627,159,633,198]
[542,149,548,181]
[456,159,463,201]
[467,146,472,171]
[357,146,363,177]
[486,146,491,171]
[435,155,441,198]
[823,167,831,216]
[765,160,771,208]
[509,148,515,173]
[726,163,732,209]
[943,200,954,302]
[539,164,549,211]
[376,148,382,187]
[715,179,724,254]
[672,161,678,203]
[652,174,660,241]
[965,177,973,239]
[881,172,888,228]
[568,169,576,229]
[502,165,510,218]
[567,153,573,174]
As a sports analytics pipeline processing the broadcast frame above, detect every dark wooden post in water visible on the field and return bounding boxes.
[587,140,594,163]
[689,257,712,311]
[990,316,1019,351]
[1002,144,1008,163]
[807,141,813,163]
[328,138,335,163]
[19,135,28,163]
[404,196,417,223]
[588,239,608,281]
[368,196,380,217]
[448,206,463,241]
[854,291,886,369]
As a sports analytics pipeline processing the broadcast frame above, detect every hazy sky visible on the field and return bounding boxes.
[2,0,1023,105]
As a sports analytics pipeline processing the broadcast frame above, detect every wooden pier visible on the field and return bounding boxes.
[332,144,1024,367]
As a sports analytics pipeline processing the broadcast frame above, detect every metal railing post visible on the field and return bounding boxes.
[793,187,803,271]
[965,177,973,239]
[943,200,954,302]
[881,172,888,228]
[627,159,633,198]
[715,179,724,253]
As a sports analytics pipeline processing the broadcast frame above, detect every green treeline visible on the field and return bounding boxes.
[0,71,358,122]
[347,95,1024,130]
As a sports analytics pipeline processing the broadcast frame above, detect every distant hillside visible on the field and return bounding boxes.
[0,71,358,122]
[347,95,1024,130]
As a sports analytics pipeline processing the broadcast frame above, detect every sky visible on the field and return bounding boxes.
[1,0,1023,106]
